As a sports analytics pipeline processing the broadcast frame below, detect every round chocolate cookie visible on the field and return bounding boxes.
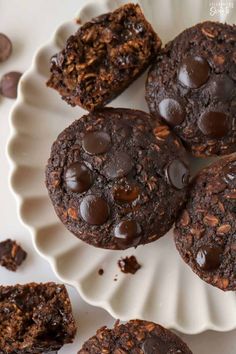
[146,21,236,157]
[46,108,189,250]
[175,154,236,291]
[77,319,192,353]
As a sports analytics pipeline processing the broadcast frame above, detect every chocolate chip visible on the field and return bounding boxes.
[165,159,189,190]
[82,131,111,155]
[65,162,93,193]
[196,246,222,271]
[209,75,235,102]
[178,56,210,88]
[113,185,139,203]
[142,336,171,354]
[105,151,133,179]
[114,220,141,249]
[198,111,231,138]
[0,71,22,99]
[0,33,12,62]
[158,98,185,126]
[80,195,109,225]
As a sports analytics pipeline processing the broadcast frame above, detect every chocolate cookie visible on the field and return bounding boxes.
[146,21,236,157]
[47,3,161,111]
[46,108,189,250]
[78,319,192,353]
[175,154,236,291]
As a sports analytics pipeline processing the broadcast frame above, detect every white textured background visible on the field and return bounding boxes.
[0,0,236,353]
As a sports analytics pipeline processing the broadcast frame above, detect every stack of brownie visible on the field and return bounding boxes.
[1,2,235,353]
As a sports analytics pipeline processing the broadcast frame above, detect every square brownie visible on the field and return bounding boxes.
[47,3,161,111]
[0,283,77,353]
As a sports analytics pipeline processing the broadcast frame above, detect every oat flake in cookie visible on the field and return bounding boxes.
[175,154,236,291]
[47,3,161,111]
[77,319,192,353]
[46,108,189,250]
[146,21,236,157]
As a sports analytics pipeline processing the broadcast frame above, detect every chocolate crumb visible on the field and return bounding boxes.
[118,255,141,274]
[98,268,104,276]
[0,239,27,271]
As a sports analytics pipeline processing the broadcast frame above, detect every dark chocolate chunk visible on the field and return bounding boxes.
[0,71,22,99]
[82,131,111,155]
[113,184,139,203]
[142,336,171,354]
[0,33,12,62]
[196,246,222,271]
[175,154,236,291]
[0,239,27,271]
[158,98,185,126]
[47,3,161,111]
[198,111,231,138]
[104,151,133,179]
[80,195,109,225]
[65,162,93,193]
[178,56,210,89]
[114,220,142,248]
[209,75,235,102]
[165,159,189,190]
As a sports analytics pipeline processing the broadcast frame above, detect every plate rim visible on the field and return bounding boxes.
[6,0,236,335]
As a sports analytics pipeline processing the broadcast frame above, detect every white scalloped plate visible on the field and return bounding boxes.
[7,0,236,334]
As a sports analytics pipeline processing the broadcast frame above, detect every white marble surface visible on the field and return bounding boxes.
[1,0,236,353]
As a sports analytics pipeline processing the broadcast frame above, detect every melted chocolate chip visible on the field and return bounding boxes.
[159,98,185,126]
[196,246,222,271]
[80,195,109,225]
[105,151,133,179]
[65,162,93,193]
[209,75,235,102]
[178,56,210,88]
[0,33,12,62]
[0,72,22,99]
[114,220,142,249]
[142,336,171,354]
[198,111,231,138]
[118,255,141,274]
[82,131,111,155]
[113,185,139,203]
[165,160,190,190]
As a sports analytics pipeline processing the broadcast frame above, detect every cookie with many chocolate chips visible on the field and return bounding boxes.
[46,108,189,250]
[175,154,236,291]
[146,21,236,157]
[47,3,161,111]
[77,319,192,353]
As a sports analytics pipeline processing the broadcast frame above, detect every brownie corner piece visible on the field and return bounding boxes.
[47,3,161,111]
[0,239,27,271]
[0,282,77,353]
